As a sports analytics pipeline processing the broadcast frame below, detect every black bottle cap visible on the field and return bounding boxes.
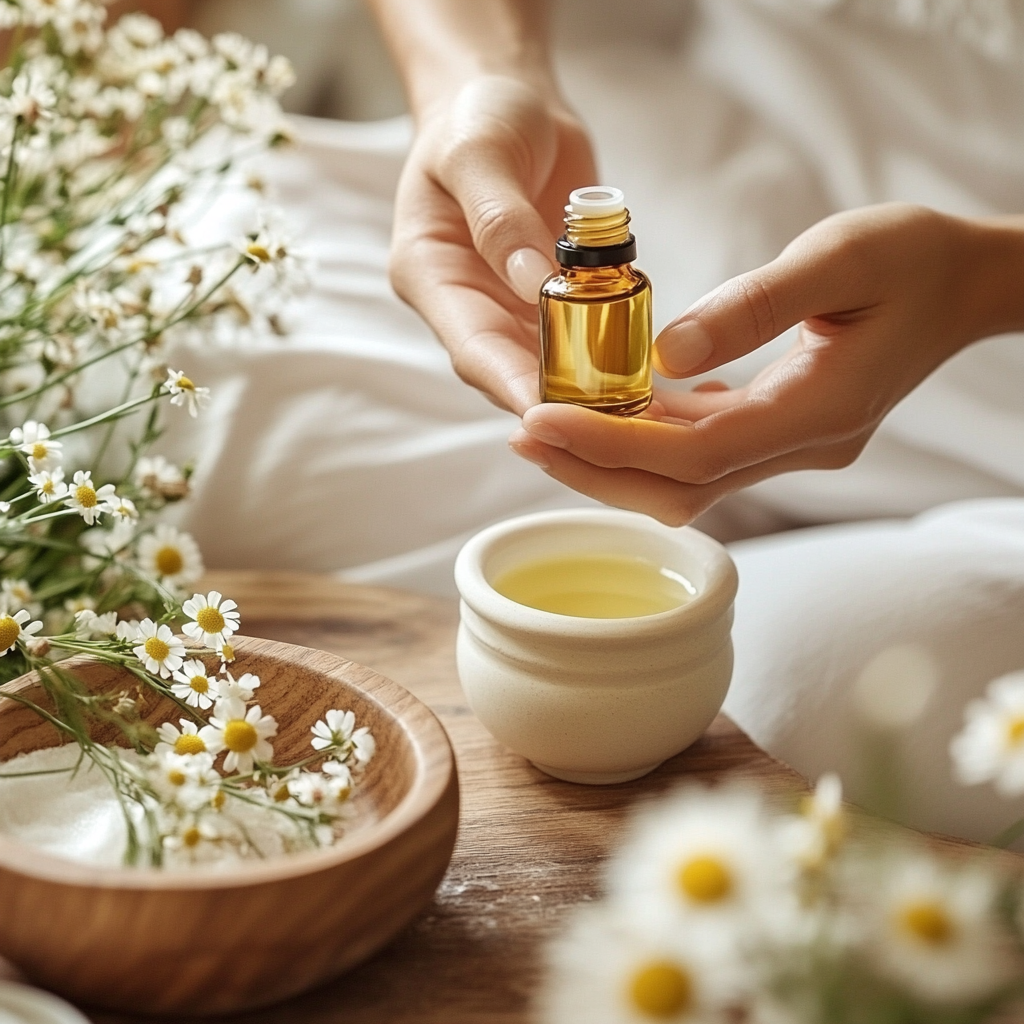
[555,235,637,268]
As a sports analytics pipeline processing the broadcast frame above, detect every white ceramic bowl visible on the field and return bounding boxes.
[455,509,739,784]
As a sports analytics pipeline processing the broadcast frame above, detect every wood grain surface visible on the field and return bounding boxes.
[77,572,803,1024]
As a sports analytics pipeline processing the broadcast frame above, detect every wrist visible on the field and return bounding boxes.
[957,214,1024,342]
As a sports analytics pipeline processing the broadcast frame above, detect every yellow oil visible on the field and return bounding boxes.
[492,553,694,619]
[540,265,653,416]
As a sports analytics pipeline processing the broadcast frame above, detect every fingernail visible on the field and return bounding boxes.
[656,321,714,375]
[506,248,553,303]
[509,436,551,469]
[524,421,568,448]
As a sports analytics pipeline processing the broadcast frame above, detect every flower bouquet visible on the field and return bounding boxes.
[0,0,374,868]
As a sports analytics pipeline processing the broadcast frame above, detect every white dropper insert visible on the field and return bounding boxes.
[568,186,626,218]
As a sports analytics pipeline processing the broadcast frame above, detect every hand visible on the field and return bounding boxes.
[510,203,1024,524]
[389,74,597,414]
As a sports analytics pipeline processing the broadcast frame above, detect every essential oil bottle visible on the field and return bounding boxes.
[539,186,652,416]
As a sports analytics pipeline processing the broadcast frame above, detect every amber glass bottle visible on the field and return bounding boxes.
[539,186,652,416]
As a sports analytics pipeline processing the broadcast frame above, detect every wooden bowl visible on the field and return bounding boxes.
[0,636,459,1016]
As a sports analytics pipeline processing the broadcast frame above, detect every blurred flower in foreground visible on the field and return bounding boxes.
[951,671,1024,796]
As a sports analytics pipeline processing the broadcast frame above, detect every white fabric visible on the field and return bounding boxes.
[158,2,1024,591]
[724,499,1024,846]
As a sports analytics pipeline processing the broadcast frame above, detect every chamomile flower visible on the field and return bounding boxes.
[200,697,277,774]
[65,469,115,525]
[170,659,216,709]
[0,609,44,655]
[215,637,237,665]
[855,850,1021,1003]
[74,609,118,639]
[104,494,138,521]
[181,591,240,646]
[540,905,738,1024]
[310,709,376,766]
[156,718,209,757]
[115,619,141,642]
[161,812,223,863]
[607,785,796,950]
[287,770,352,816]
[951,671,1024,796]
[1,578,40,618]
[148,750,218,810]
[133,455,187,499]
[212,670,260,702]
[137,524,204,590]
[131,619,185,678]
[165,367,210,417]
[783,773,846,872]
[10,420,62,472]
[28,467,68,504]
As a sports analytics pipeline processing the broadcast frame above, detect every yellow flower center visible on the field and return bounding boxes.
[41,480,54,495]
[677,855,733,904]
[223,719,258,753]
[189,675,209,694]
[155,545,184,576]
[31,442,48,461]
[176,375,195,391]
[167,769,187,787]
[900,901,955,947]
[212,790,225,810]
[272,783,291,802]
[144,636,170,662]
[220,642,235,662]
[0,616,21,650]
[75,484,97,508]
[1006,716,1024,747]
[182,826,202,848]
[629,961,692,1019]
[246,242,271,262]
[195,607,225,634]
[174,734,206,756]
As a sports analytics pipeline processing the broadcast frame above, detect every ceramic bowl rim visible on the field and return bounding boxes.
[0,635,456,890]
[455,508,738,639]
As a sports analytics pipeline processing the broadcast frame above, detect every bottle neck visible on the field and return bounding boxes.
[564,206,631,248]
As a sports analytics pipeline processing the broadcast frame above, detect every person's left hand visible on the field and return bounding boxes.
[508,203,1024,525]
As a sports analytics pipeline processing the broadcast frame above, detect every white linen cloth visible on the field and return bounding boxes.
[155,1,1024,842]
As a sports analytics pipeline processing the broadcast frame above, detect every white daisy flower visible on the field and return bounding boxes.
[115,619,141,642]
[212,670,259,702]
[10,420,62,472]
[74,609,118,639]
[311,709,356,752]
[181,591,240,646]
[3,69,56,125]
[215,637,237,665]
[148,750,219,811]
[200,697,277,774]
[170,659,216,709]
[606,785,797,951]
[322,760,353,788]
[161,812,223,863]
[28,467,68,504]
[65,469,115,525]
[0,609,44,655]
[1,578,40,618]
[104,494,138,521]
[539,905,739,1024]
[287,770,352,816]
[156,718,209,758]
[951,671,1024,796]
[136,524,204,590]
[782,773,846,872]
[133,455,187,499]
[855,850,1021,1003]
[131,619,185,678]
[81,519,136,560]
[165,367,211,417]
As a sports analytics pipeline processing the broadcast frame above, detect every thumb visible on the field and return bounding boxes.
[654,245,863,378]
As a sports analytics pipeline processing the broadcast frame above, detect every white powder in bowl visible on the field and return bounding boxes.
[0,745,321,869]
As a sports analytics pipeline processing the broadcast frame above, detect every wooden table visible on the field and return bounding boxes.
[88,572,806,1024]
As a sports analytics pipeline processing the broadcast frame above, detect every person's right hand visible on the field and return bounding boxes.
[389,74,597,414]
